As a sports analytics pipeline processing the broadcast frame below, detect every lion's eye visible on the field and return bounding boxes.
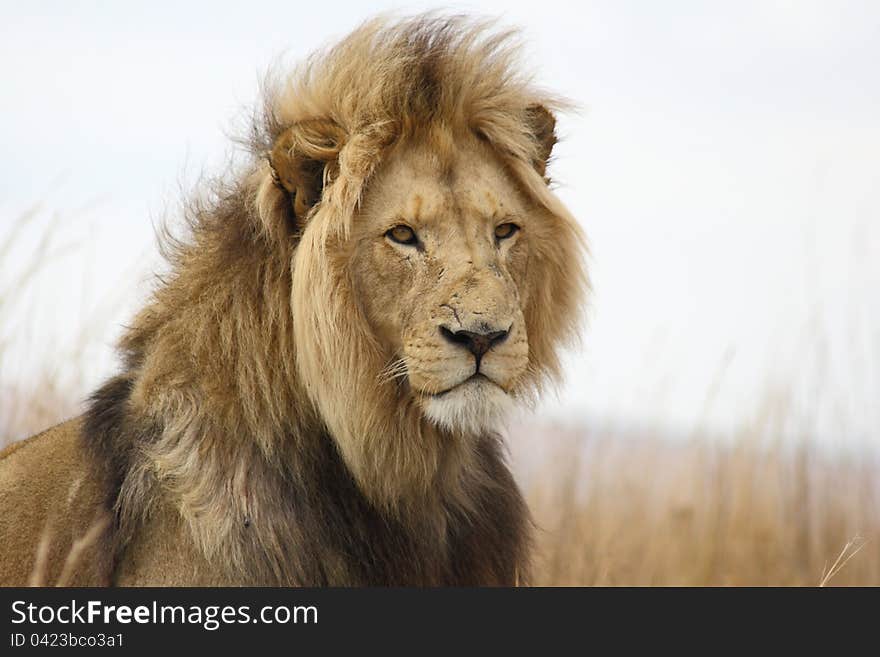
[386,225,418,246]
[494,222,520,241]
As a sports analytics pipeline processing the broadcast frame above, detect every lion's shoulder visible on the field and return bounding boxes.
[0,418,113,585]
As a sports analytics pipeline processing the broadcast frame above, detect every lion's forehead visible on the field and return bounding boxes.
[363,137,526,231]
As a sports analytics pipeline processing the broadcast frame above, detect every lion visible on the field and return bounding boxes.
[0,15,586,586]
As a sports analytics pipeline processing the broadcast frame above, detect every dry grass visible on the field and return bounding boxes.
[515,424,879,586]
[0,207,86,443]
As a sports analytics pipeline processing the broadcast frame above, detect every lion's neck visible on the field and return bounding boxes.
[94,369,526,584]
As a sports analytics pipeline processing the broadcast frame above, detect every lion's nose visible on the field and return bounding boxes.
[439,325,510,362]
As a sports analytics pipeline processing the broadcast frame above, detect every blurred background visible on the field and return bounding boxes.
[1,1,878,584]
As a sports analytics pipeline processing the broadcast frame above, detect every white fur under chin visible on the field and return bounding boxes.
[421,378,515,435]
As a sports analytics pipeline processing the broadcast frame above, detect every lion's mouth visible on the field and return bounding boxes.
[430,373,498,398]
[419,371,515,435]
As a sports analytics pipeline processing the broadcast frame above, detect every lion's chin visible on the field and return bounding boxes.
[420,375,514,435]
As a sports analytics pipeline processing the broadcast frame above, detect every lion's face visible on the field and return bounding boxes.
[348,133,537,434]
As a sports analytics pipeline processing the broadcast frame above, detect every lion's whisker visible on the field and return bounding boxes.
[377,357,410,384]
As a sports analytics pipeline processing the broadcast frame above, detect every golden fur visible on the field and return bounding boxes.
[0,421,112,585]
[0,15,586,586]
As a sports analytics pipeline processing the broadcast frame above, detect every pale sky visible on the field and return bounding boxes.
[1,1,878,443]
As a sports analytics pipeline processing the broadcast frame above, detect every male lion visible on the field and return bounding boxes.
[0,16,586,585]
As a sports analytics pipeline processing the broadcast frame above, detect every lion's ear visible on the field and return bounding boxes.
[525,104,557,178]
[268,119,346,222]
